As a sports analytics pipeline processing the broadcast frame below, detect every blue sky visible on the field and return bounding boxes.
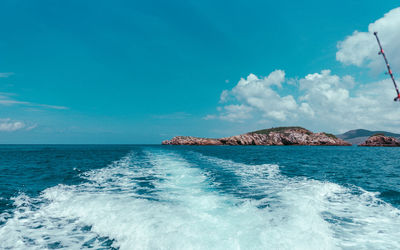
[1,0,400,143]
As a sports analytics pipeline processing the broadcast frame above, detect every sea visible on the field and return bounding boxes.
[0,144,399,249]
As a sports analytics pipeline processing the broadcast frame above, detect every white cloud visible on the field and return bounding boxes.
[37,104,68,110]
[336,7,400,73]
[208,69,400,133]
[210,70,302,122]
[219,90,229,103]
[0,92,68,110]
[207,7,400,133]
[0,72,14,78]
[296,70,400,131]
[217,104,253,122]
[230,70,298,121]
[25,124,38,131]
[0,72,67,109]
[203,114,216,120]
[0,118,25,132]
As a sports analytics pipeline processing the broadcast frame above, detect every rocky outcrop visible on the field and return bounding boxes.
[161,136,223,145]
[336,129,400,145]
[162,127,351,146]
[359,135,400,147]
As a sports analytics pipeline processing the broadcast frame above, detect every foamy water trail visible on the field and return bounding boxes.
[1,149,399,249]
[196,153,400,249]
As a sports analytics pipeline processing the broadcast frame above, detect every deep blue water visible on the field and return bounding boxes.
[0,145,399,249]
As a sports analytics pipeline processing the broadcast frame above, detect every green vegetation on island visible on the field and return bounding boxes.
[251,126,312,135]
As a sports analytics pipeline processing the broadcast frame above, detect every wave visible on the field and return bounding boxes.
[195,153,400,249]
[0,148,399,249]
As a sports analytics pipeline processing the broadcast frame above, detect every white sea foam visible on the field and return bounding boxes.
[198,154,400,249]
[0,149,399,249]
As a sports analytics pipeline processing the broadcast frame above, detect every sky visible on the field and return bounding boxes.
[1,0,400,143]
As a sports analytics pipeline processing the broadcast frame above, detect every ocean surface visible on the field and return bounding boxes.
[0,145,400,249]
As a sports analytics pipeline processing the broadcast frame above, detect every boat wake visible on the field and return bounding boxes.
[1,148,399,249]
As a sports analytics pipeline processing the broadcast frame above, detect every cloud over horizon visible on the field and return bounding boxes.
[208,69,400,133]
[0,118,26,132]
[207,7,400,133]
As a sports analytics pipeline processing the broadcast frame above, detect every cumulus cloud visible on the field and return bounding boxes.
[296,70,400,131]
[229,70,298,121]
[0,118,25,132]
[208,70,301,122]
[207,7,400,133]
[336,7,400,72]
[218,104,253,122]
[208,69,400,132]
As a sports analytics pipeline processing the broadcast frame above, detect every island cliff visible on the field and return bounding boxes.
[359,134,400,147]
[162,127,351,146]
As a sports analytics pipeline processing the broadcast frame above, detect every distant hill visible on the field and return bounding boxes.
[336,129,400,145]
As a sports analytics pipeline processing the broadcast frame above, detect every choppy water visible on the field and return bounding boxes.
[0,145,400,249]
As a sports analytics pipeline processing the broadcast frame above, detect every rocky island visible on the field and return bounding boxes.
[337,129,400,145]
[162,127,351,146]
[359,134,400,147]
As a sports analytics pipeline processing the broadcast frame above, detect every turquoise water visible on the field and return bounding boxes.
[0,145,399,249]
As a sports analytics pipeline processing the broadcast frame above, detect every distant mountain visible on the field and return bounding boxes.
[336,129,400,145]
